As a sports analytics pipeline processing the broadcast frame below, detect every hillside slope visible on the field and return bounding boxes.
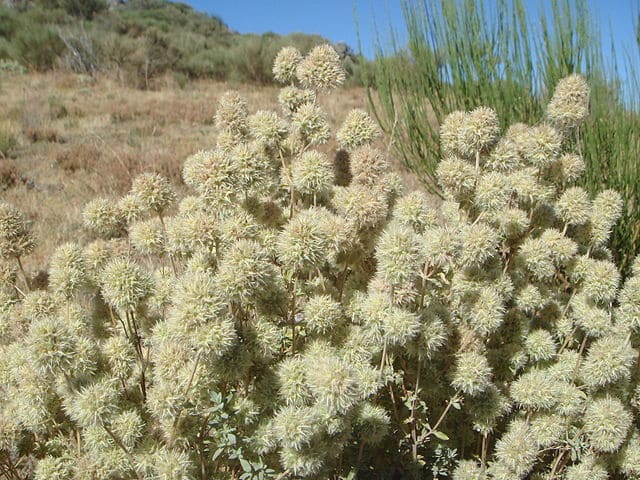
[0,0,363,87]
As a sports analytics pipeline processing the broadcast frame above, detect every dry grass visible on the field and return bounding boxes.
[0,71,424,276]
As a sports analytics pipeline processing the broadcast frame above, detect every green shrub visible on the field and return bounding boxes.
[11,24,64,71]
[0,127,16,157]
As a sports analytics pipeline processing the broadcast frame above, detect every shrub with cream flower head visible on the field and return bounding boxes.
[1,46,639,480]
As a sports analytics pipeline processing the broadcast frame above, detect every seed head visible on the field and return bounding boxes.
[169,271,224,329]
[100,258,152,311]
[392,191,437,234]
[520,124,562,168]
[216,240,275,304]
[291,102,331,145]
[130,172,175,215]
[278,86,316,116]
[48,242,86,298]
[305,355,359,414]
[451,351,492,396]
[273,46,303,84]
[82,198,124,238]
[515,285,543,314]
[182,149,236,205]
[573,257,620,304]
[590,189,624,247]
[0,202,36,259]
[102,335,135,380]
[486,137,524,171]
[564,456,608,480]
[459,106,500,156]
[64,378,119,427]
[147,447,193,480]
[453,460,485,480]
[571,293,611,337]
[336,109,380,150]
[272,404,318,450]
[466,384,511,435]
[375,224,424,287]
[165,212,219,257]
[436,157,477,200]
[474,172,512,212]
[296,44,346,91]
[382,306,421,346]
[230,141,273,192]
[547,74,590,130]
[618,275,640,331]
[116,193,144,225]
[440,111,468,157]
[111,409,144,450]
[129,218,165,256]
[510,368,559,410]
[510,167,555,204]
[303,295,342,335]
[291,150,334,198]
[34,456,74,480]
[555,187,591,226]
[493,419,538,478]
[248,110,288,148]
[469,286,505,336]
[530,413,566,448]
[277,208,330,273]
[555,153,585,183]
[27,316,78,376]
[277,356,312,406]
[349,145,389,186]
[459,223,499,268]
[215,90,248,135]
[354,403,390,445]
[554,382,586,417]
[584,396,632,452]
[495,208,530,238]
[620,432,640,478]
[581,335,636,388]
[524,329,556,362]
[21,290,59,321]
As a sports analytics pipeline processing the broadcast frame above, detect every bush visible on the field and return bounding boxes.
[5,44,636,480]
[11,24,64,71]
[0,123,16,157]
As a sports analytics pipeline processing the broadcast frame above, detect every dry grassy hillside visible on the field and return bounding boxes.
[0,72,421,281]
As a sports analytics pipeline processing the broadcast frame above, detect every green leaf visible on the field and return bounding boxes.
[433,430,449,441]
[240,458,252,473]
[212,447,224,461]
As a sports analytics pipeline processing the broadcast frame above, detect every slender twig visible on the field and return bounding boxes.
[103,424,143,480]
[169,352,202,447]
[16,256,30,292]
[425,392,461,438]
[158,212,178,276]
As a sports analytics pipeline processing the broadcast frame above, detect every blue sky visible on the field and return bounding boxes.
[181,1,638,61]
[184,0,406,57]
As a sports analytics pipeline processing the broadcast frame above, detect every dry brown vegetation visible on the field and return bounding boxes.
[0,72,421,277]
